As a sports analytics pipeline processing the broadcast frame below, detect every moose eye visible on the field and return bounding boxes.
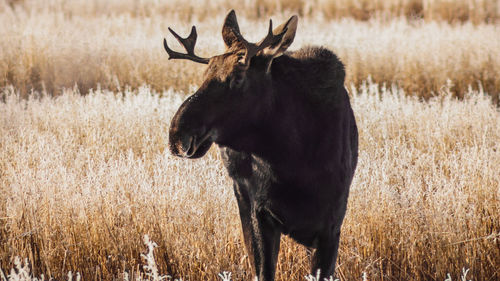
[236,52,246,64]
[236,52,245,60]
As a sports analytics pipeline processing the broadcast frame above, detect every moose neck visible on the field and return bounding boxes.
[220,74,316,167]
[264,78,316,164]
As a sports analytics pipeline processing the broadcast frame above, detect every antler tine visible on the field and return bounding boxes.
[169,26,197,53]
[256,19,288,53]
[238,19,288,65]
[163,26,210,64]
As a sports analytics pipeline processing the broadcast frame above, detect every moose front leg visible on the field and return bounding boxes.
[233,183,256,274]
[250,208,281,281]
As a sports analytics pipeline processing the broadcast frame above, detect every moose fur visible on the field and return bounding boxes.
[166,10,358,281]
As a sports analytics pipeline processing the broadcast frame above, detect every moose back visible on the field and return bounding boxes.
[165,10,358,281]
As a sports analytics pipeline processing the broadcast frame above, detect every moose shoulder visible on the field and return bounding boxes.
[165,10,358,281]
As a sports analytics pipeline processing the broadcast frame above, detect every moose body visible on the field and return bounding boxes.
[166,10,358,281]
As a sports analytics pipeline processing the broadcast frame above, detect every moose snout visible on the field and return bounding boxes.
[168,123,195,157]
[168,123,214,158]
[169,133,194,157]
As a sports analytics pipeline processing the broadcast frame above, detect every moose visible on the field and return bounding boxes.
[165,10,358,281]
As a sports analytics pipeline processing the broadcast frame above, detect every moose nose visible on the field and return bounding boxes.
[169,133,194,158]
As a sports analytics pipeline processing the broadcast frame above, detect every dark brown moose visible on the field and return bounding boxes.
[165,10,358,281]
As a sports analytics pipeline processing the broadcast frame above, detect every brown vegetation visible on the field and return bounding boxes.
[3,0,500,23]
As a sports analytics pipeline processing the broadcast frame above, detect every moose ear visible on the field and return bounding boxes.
[222,10,241,49]
[262,15,298,58]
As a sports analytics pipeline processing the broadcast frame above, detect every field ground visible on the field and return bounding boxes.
[1,0,499,280]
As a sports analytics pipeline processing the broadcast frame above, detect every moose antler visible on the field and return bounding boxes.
[163,26,210,64]
[231,19,288,65]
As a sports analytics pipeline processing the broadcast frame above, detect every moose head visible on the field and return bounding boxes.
[165,10,298,158]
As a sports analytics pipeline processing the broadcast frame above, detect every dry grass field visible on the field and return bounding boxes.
[1,85,498,281]
[1,0,499,281]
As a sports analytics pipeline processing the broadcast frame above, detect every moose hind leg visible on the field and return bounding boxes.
[311,231,341,280]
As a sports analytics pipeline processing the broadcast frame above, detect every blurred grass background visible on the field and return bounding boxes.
[0,0,499,102]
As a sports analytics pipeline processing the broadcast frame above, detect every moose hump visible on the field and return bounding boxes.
[272,46,347,108]
[276,46,345,87]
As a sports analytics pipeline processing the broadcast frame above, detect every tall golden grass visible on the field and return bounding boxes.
[0,83,498,280]
[1,1,499,280]
[0,1,499,101]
